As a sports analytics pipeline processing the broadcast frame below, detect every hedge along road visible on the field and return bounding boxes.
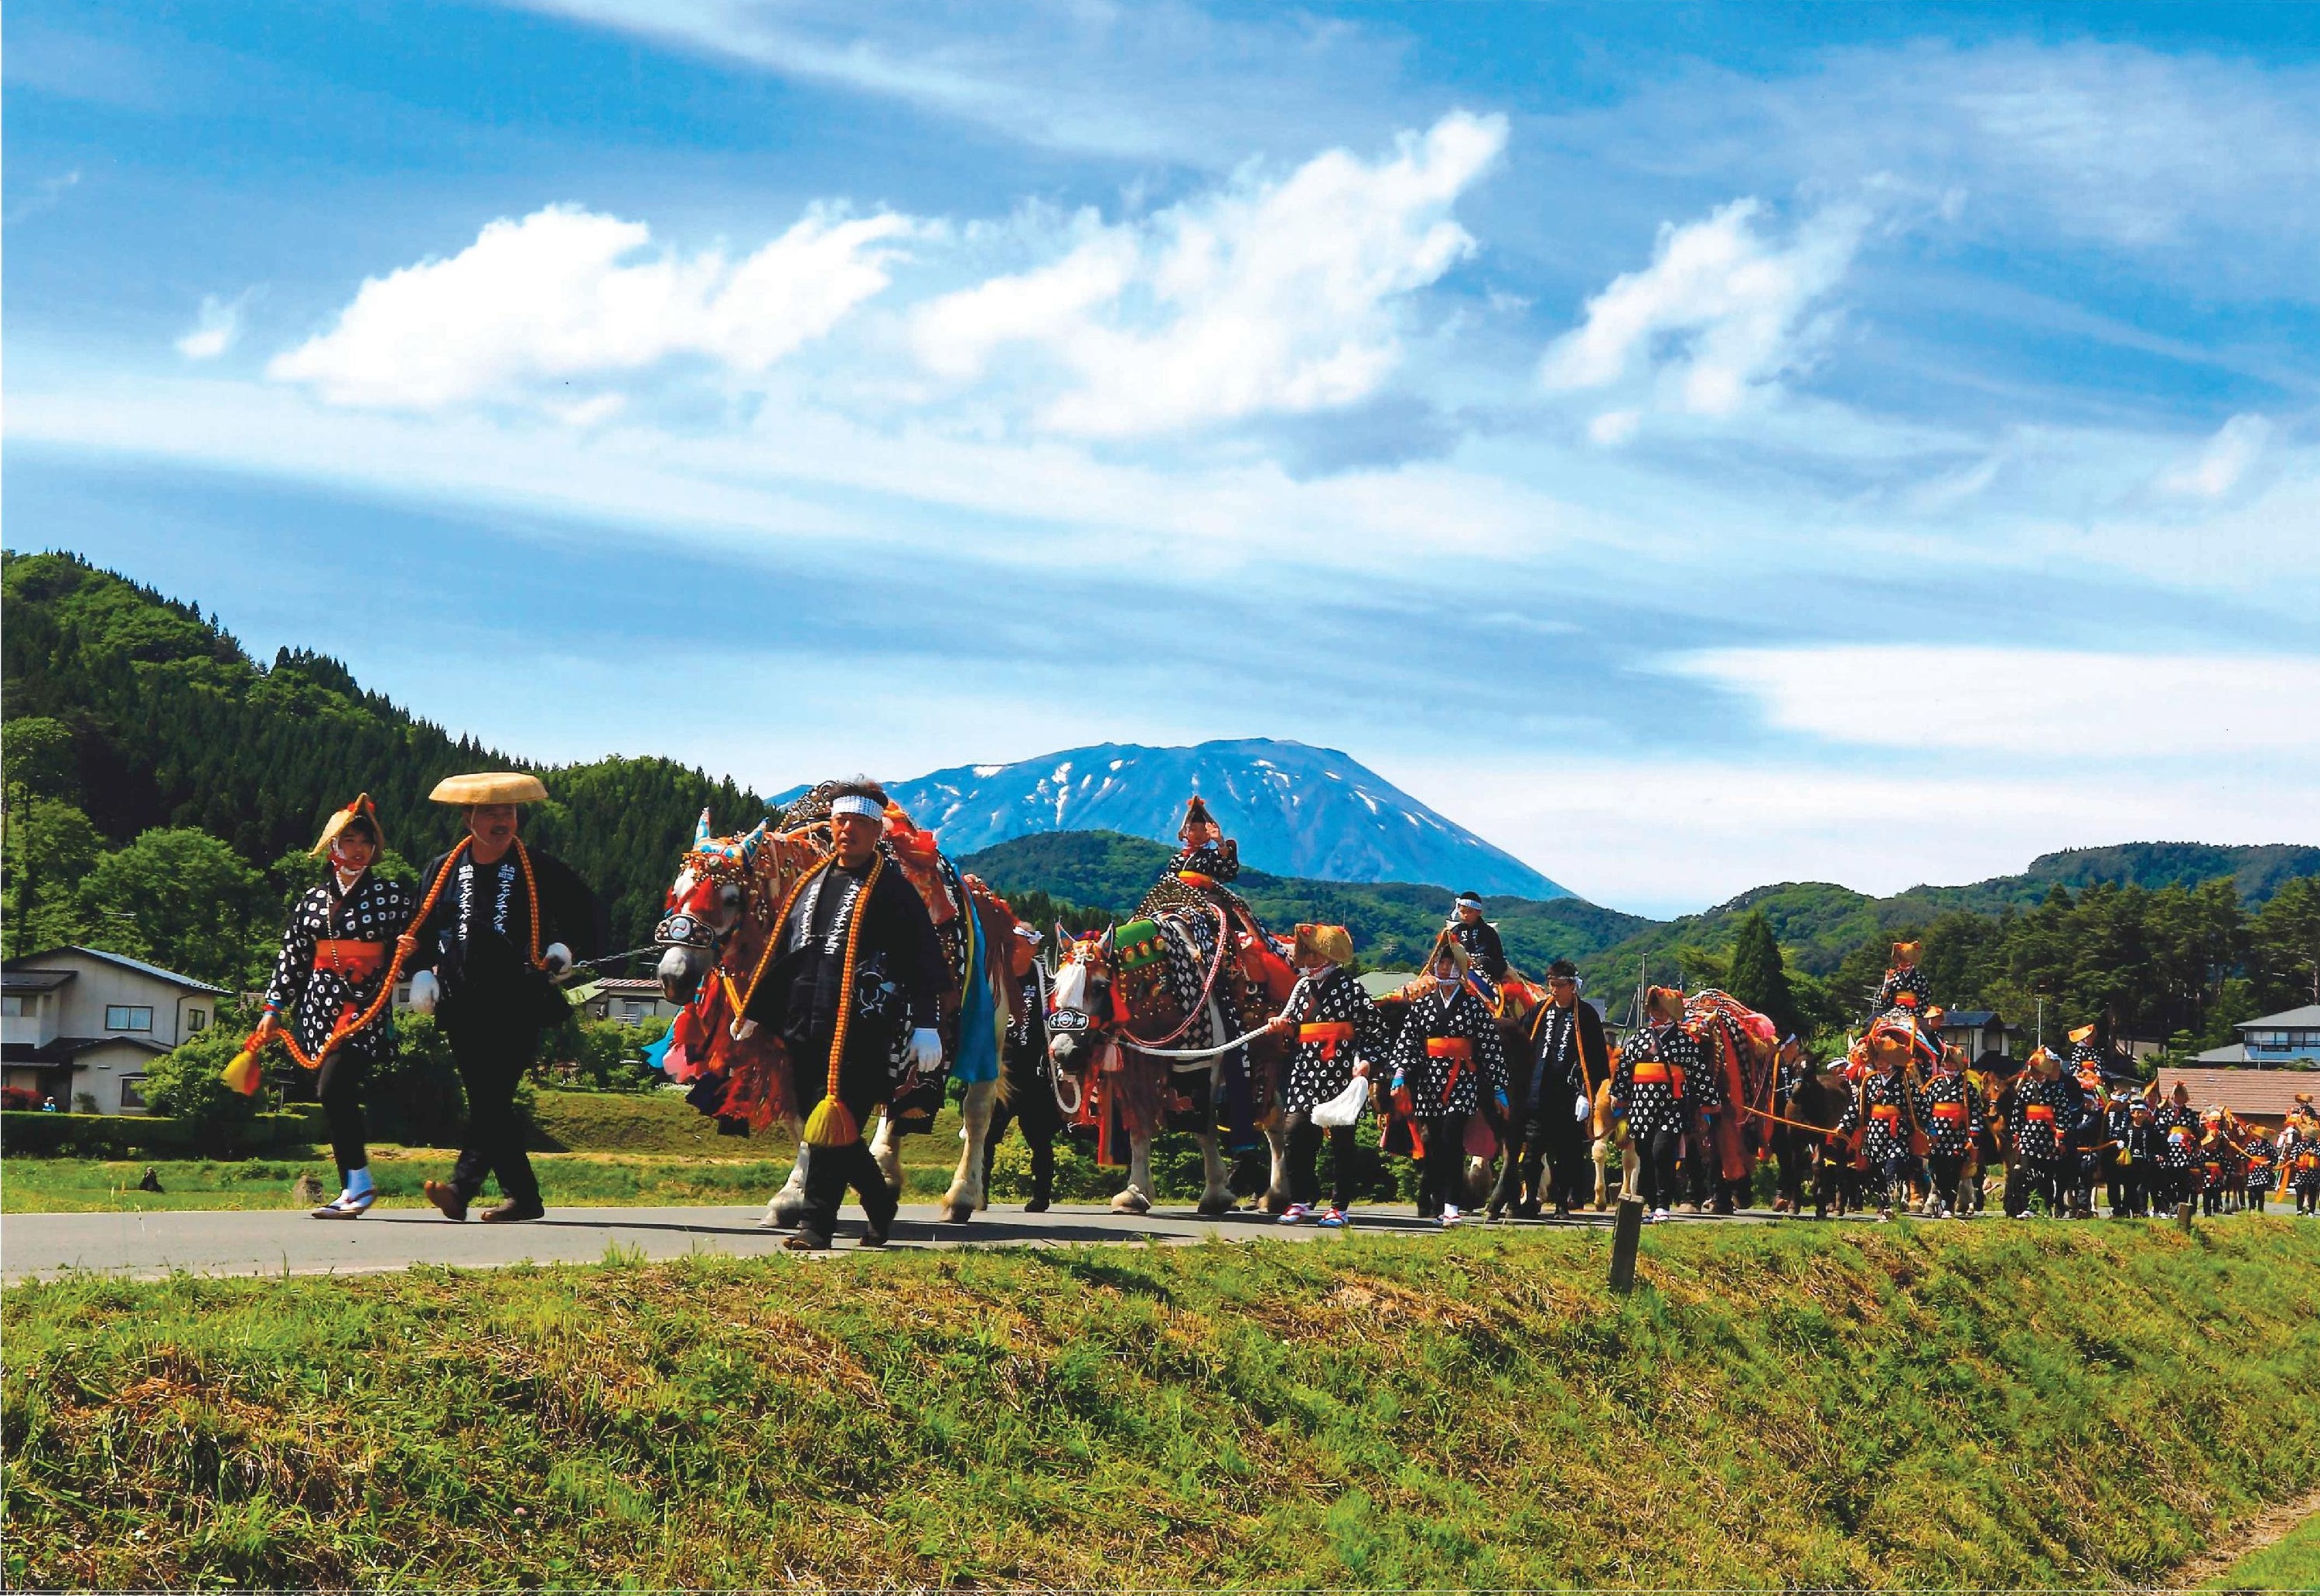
[0,1200,1837,1282]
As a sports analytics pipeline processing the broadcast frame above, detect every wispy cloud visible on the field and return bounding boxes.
[2157,413,2271,499]
[268,203,918,411]
[911,111,1506,436]
[1676,644,2320,760]
[5,168,81,226]
[1541,196,1868,440]
[174,292,249,360]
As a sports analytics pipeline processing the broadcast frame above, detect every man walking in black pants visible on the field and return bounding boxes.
[407,772,605,1224]
[1492,960,1608,1219]
[744,779,948,1250]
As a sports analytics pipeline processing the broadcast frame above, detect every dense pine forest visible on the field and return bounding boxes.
[1,552,761,980]
[5,549,2317,1065]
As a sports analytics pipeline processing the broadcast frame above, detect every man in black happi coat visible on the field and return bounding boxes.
[745,779,948,1250]
[407,772,605,1225]
[1492,960,1608,1219]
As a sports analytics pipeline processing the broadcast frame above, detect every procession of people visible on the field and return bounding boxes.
[238,773,2320,1238]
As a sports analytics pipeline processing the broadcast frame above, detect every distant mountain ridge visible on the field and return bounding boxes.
[882,738,1566,899]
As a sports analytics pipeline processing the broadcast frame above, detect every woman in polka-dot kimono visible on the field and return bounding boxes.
[1837,1052,1922,1221]
[2282,1097,2320,1215]
[1919,1048,1981,1218]
[2154,1083,2202,1209]
[2004,1049,2078,1217]
[1615,985,1701,1221]
[254,796,421,1219]
[1266,923,1385,1228]
[1875,942,1933,1017]
[1384,929,1507,1227]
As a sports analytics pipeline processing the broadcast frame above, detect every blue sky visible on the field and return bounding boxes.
[6,1,2317,915]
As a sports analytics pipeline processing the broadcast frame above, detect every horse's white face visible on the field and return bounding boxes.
[1046,942,1109,1070]
[655,855,747,1004]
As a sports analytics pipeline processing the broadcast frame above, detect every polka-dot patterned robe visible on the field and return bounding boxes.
[1278,966,1386,1115]
[1876,965,1933,1015]
[263,868,421,1066]
[2155,1101,2201,1173]
[2008,1072,2081,1166]
[1839,1067,1922,1165]
[1615,1021,1704,1140]
[1919,1070,1982,1160]
[1385,981,1506,1120]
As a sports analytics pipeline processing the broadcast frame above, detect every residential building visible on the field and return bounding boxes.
[1935,1008,2015,1065]
[582,977,681,1027]
[2,947,229,1115]
[2152,1066,2315,1133]
[2191,1004,2320,1066]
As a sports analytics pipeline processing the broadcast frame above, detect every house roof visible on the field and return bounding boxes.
[2153,1067,2320,1119]
[2194,1042,2252,1065]
[2236,1004,2320,1031]
[1938,1010,2001,1028]
[1,970,77,994]
[1,1035,172,1066]
[2,946,229,996]
[596,978,668,994]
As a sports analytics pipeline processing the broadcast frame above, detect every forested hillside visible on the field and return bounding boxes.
[1,552,762,980]
[5,549,2316,1062]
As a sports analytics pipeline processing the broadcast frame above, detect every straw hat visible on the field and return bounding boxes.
[429,772,549,805]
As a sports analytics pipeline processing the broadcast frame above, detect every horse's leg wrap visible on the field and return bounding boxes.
[1195,1129,1233,1216]
[766,1141,811,1227]
[1114,1129,1155,1213]
[868,1112,904,1196]
[1260,1117,1292,1214]
[943,1076,998,1223]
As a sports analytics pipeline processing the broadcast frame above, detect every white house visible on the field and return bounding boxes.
[1934,1009,2017,1066]
[2,946,229,1115]
[2192,1004,2320,1067]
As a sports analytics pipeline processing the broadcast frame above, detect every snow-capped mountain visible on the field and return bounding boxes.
[882,738,1568,899]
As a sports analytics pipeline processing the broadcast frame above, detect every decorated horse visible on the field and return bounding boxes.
[650,793,1024,1225]
[1044,870,1298,1215]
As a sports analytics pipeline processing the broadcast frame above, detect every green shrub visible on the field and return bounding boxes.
[138,1032,259,1148]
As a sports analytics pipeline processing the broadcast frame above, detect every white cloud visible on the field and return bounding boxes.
[1677,645,2320,760]
[1411,753,2319,916]
[909,111,1506,436]
[1541,196,1868,431]
[2158,413,2271,498]
[268,203,916,410]
[175,294,244,360]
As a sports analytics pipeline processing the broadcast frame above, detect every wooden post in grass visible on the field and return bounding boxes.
[2178,1199,2195,1234]
[1609,1195,1645,1294]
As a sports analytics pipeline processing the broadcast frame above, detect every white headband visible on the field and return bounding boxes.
[830,794,883,821]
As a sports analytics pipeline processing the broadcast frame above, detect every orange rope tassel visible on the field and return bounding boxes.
[801,853,882,1149]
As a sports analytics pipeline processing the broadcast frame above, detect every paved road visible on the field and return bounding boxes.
[2,1201,1784,1283]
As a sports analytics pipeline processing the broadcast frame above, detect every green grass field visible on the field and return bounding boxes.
[5,1219,2315,1590]
[2209,1506,2320,1593]
[0,1090,985,1212]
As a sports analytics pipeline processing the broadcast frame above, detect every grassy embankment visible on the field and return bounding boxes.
[2208,1506,2320,1591]
[0,1090,977,1212]
[5,1219,2316,1590]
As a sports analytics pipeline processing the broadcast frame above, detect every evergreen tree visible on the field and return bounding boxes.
[1724,909,1802,1040]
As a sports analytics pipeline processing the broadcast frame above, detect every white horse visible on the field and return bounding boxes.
[1045,922,1291,1218]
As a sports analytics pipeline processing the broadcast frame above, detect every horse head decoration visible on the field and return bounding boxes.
[654,810,770,1006]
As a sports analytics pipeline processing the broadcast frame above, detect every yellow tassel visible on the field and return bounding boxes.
[802,1096,858,1148]
[220,1045,264,1097]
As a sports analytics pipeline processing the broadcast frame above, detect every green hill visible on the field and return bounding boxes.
[6,1222,2313,1590]
[2,551,763,960]
[957,830,1653,972]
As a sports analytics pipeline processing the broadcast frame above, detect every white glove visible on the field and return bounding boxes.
[908,1028,944,1076]
[407,970,439,1015]
[543,942,574,977]
[1575,1093,1592,1124]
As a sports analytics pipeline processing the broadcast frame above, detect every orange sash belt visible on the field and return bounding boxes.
[1870,1104,1902,1123]
[313,940,387,981]
[1630,1061,1670,1084]
[1930,1103,1968,1124]
[1424,1037,1472,1061]
[2025,1103,2056,1124]
[1300,1021,1354,1058]
[1176,871,1218,890]
[2168,1128,2193,1146]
